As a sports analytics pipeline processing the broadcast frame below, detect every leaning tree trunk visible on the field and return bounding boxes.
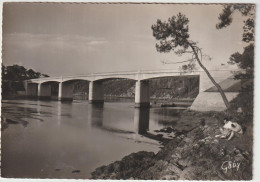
[189,44,231,110]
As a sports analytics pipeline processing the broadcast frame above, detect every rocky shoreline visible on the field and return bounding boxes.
[91,110,253,180]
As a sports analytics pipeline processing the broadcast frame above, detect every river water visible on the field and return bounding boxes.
[1,99,183,179]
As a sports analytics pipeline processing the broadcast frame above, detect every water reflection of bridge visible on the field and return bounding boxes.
[86,104,150,135]
[85,104,175,144]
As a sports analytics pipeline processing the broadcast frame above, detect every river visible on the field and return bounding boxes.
[1,99,184,179]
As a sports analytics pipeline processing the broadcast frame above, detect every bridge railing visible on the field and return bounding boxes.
[27,69,201,81]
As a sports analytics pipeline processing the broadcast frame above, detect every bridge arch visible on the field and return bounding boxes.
[40,80,60,84]
[89,78,137,104]
[61,79,90,101]
[37,81,60,100]
[61,78,91,83]
[140,74,200,81]
[93,77,136,82]
[92,75,137,81]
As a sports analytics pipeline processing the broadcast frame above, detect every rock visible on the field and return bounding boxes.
[213,139,219,144]
[234,153,249,163]
[166,127,174,133]
[200,118,205,126]
[183,137,193,143]
[91,151,155,179]
[160,174,179,180]
[72,170,80,173]
[171,153,181,160]
[91,112,252,180]
[242,151,250,160]
[192,144,200,150]
[156,134,163,138]
[178,159,191,167]
[237,107,243,113]
[219,148,226,157]
[158,127,175,133]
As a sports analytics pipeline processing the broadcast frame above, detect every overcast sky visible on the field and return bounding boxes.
[2,3,246,76]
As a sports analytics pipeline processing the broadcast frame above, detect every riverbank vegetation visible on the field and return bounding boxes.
[2,64,49,99]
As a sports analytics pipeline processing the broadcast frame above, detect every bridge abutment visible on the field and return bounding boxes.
[135,80,150,107]
[88,81,104,104]
[58,82,74,101]
[38,83,51,100]
[190,70,238,111]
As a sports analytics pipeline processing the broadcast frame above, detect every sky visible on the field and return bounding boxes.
[2,3,247,77]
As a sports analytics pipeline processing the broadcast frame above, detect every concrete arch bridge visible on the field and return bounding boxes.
[24,69,238,111]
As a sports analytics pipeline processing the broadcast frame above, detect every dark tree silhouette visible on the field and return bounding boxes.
[216,4,255,115]
[216,4,255,43]
[151,13,231,109]
[2,64,49,81]
[216,4,254,80]
[228,44,254,80]
[2,64,50,98]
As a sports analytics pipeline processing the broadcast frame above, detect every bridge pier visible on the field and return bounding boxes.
[88,81,104,104]
[58,82,74,101]
[190,71,238,111]
[26,83,38,99]
[135,80,150,107]
[38,83,51,100]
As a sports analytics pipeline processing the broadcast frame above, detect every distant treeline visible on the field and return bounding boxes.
[2,64,49,98]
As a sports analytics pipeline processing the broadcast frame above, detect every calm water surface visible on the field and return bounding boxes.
[1,99,182,179]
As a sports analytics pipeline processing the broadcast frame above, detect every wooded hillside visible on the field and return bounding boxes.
[73,76,199,99]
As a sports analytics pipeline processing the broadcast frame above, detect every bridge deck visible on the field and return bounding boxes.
[25,69,202,83]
